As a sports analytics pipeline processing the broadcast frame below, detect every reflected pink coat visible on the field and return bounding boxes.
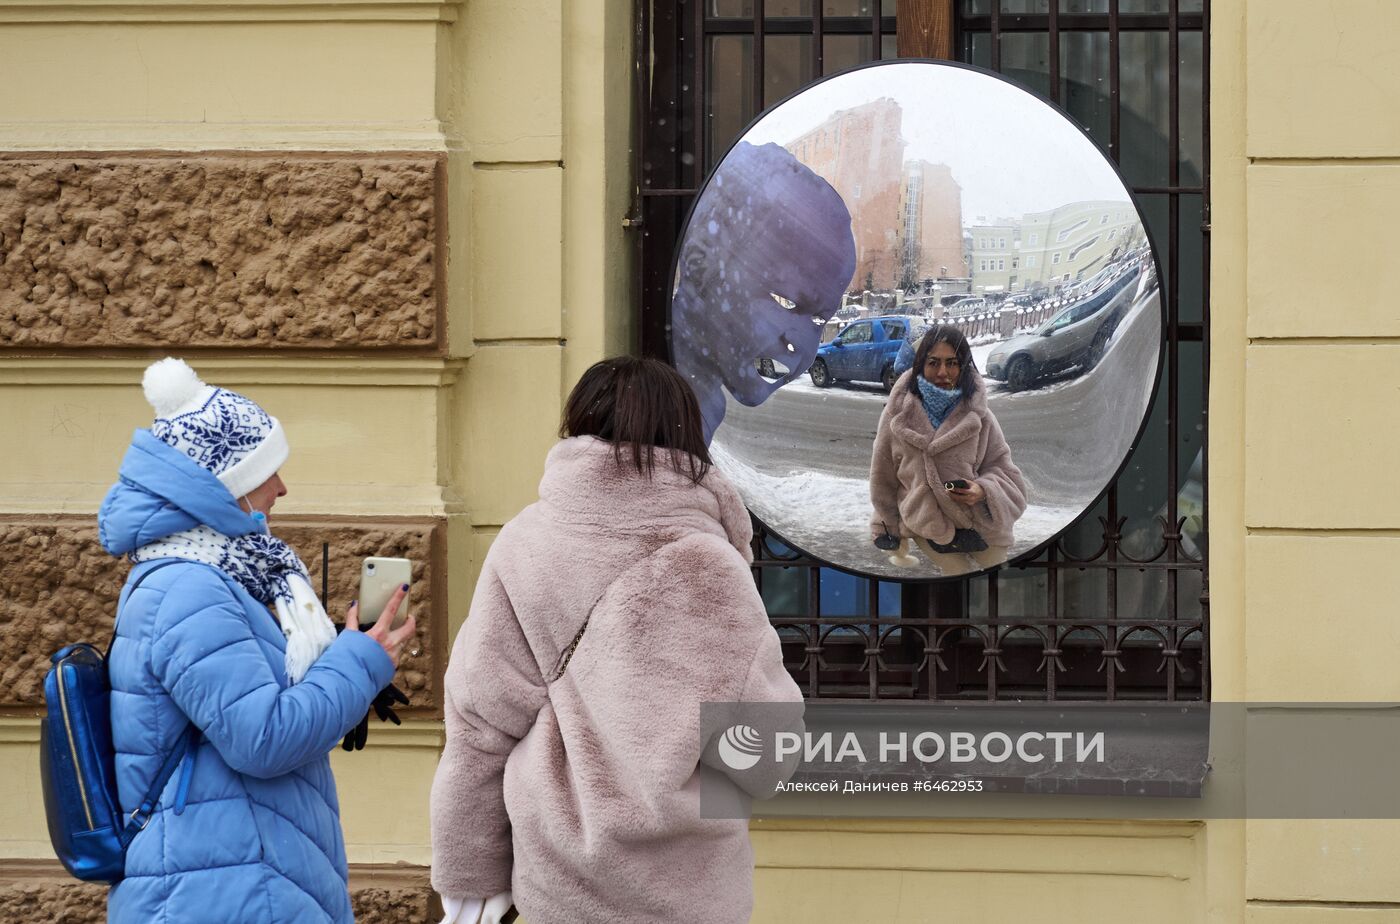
[430,436,803,924]
[870,368,1027,547]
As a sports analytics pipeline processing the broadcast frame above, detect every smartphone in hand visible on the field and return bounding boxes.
[944,479,970,491]
[359,557,412,630]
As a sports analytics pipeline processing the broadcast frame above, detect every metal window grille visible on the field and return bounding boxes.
[633,0,1209,702]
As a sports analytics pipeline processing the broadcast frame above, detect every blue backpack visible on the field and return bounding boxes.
[40,559,200,884]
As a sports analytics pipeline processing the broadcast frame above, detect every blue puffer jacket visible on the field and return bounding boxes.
[99,430,396,923]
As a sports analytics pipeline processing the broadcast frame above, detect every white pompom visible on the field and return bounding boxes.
[142,357,206,416]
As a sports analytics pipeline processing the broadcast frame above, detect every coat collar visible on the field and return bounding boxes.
[886,368,988,452]
[536,436,754,562]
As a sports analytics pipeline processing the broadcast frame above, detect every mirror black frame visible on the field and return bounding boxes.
[664,57,1168,583]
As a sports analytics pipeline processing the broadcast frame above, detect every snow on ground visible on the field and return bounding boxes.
[712,441,1083,579]
[781,378,886,400]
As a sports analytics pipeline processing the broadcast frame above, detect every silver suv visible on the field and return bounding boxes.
[984,265,1142,391]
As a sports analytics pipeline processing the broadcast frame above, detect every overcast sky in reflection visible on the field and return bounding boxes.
[741,62,1133,223]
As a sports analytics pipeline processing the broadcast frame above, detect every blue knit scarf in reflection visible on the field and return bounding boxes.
[916,376,963,429]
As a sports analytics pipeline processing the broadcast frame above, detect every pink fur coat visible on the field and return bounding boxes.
[869,368,1028,547]
[430,436,803,924]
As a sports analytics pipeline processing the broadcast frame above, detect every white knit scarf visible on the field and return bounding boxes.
[129,523,337,684]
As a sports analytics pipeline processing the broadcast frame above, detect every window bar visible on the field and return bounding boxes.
[989,1,999,71]
[753,0,766,114]
[693,0,706,184]
[629,0,649,315]
[926,588,941,701]
[1132,185,1205,195]
[1199,0,1213,702]
[1104,487,1120,697]
[813,0,825,74]
[1106,0,1122,699]
[872,0,883,62]
[987,570,1000,701]
[960,12,1204,31]
[868,578,881,698]
[1108,0,1120,162]
[1046,545,1061,701]
[1047,0,1059,105]
[808,565,822,696]
[1165,0,1181,701]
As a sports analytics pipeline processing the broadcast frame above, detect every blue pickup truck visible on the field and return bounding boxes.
[809,315,923,393]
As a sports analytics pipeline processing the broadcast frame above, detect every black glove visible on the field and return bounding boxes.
[370,682,409,725]
[341,683,411,752]
[342,713,369,752]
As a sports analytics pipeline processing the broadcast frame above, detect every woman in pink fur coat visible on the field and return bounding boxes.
[430,357,805,924]
[870,325,1028,573]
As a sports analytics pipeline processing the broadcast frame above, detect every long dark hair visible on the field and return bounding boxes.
[561,356,712,483]
[907,325,978,398]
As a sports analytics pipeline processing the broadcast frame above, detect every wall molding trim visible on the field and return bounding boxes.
[0,0,463,24]
[0,714,444,748]
[0,122,451,153]
[0,356,465,388]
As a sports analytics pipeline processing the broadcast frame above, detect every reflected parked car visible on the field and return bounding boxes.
[984,266,1142,391]
[809,315,920,392]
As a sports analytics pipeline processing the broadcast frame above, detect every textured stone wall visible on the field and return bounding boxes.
[0,876,104,924]
[0,517,443,711]
[0,155,441,349]
[0,863,434,923]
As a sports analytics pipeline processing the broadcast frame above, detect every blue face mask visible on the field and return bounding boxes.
[916,376,963,428]
[241,498,269,535]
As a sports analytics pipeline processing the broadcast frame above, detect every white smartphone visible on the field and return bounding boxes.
[358,557,412,631]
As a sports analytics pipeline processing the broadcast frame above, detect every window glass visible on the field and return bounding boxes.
[646,0,1208,701]
[840,322,873,344]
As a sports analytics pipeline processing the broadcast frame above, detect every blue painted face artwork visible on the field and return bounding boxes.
[670,141,857,442]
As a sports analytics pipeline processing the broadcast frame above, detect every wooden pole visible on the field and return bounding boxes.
[897,0,955,60]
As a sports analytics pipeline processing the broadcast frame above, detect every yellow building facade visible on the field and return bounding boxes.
[0,1,1395,921]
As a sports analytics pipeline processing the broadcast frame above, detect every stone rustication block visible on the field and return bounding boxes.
[0,876,104,923]
[351,877,437,924]
[0,518,443,711]
[0,155,441,349]
[0,863,432,923]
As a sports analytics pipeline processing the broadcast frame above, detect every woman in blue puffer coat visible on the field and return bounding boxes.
[99,358,417,923]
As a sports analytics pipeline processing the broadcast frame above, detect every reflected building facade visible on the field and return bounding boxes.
[970,200,1147,296]
[785,98,905,293]
[899,160,969,289]
[968,219,1019,296]
[785,99,967,295]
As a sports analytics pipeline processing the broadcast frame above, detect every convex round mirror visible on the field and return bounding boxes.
[670,60,1164,579]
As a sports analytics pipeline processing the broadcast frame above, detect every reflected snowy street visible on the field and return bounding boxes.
[715,282,1161,577]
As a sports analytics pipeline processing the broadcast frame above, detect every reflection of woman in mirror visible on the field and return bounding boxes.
[869,326,1027,574]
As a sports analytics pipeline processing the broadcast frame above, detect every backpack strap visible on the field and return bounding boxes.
[121,725,198,842]
[110,558,198,840]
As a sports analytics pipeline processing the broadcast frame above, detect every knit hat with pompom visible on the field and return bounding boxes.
[142,357,289,499]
